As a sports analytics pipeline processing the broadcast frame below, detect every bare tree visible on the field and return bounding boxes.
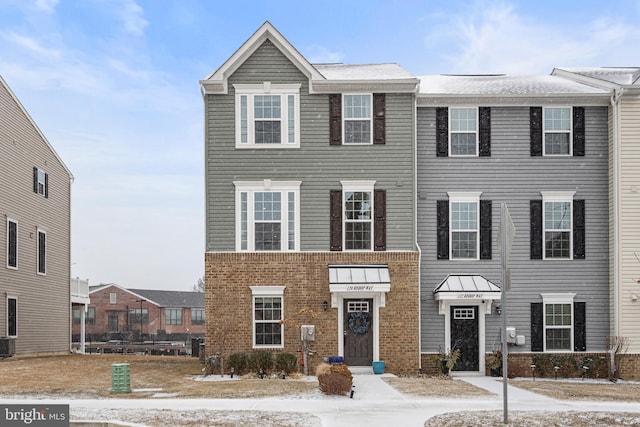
[192,275,205,293]
[605,335,629,381]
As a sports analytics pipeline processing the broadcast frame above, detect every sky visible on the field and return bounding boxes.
[1,0,639,291]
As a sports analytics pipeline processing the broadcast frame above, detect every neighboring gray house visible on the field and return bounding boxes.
[0,75,74,356]
[417,74,611,372]
[201,22,421,374]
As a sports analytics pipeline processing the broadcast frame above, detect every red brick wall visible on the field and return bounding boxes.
[73,286,204,340]
[205,252,420,375]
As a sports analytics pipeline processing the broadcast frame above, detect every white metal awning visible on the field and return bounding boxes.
[433,275,501,301]
[328,265,391,293]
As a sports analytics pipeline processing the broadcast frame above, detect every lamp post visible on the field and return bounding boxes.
[136,299,146,343]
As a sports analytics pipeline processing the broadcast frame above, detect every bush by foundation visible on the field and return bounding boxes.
[316,362,353,396]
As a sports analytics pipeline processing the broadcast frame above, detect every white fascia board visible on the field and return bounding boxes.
[310,79,420,94]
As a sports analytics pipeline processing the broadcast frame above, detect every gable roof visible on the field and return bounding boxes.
[89,283,204,308]
[200,21,418,95]
[0,75,73,180]
[553,67,640,87]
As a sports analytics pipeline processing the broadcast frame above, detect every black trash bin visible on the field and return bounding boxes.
[191,338,204,358]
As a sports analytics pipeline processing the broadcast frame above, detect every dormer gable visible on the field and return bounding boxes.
[200,21,324,95]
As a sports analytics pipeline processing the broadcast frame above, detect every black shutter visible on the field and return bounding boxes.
[44,172,49,198]
[530,200,543,259]
[574,301,586,351]
[329,94,342,145]
[33,167,38,193]
[329,190,342,251]
[374,189,386,251]
[573,107,585,157]
[373,94,385,145]
[437,200,449,259]
[480,200,492,259]
[8,221,17,268]
[531,302,543,352]
[479,107,491,157]
[436,107,448,157]
[530,107,543,156]
[573,199,585,259]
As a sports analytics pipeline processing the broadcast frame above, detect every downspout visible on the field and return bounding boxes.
[414,92,422,372]
[611,87,623,337]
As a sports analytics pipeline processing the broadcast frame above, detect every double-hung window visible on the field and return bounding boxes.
[541,293,575,351]
[166,308,183,325]
[7,297,17,337]
[449,107,478,156]
[342,181,375,250]
[234,83,300,148]
[7,218,17,269]
[234,180,300,251]
[544,107,572,155]
[449,192,481,260]
[251,286,284,348]
[343,94,372,144]
[542,191,574,259]
[37,228,46,275]
[191,308,205,325]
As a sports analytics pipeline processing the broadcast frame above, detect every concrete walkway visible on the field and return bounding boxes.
[4,371,640,427]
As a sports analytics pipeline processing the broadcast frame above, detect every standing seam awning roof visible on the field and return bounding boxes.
[433,275,501,293]
[329,265,390,285]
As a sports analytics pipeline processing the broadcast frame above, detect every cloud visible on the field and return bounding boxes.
[34,0,59,13]
[425,1,640,75]
[4,31,61,59]
[117,0,148,36]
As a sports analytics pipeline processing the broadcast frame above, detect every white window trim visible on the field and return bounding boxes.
[36,228,46,275]
[234,180,301,252]
[448,192,482,260]
[449,106,479,157]
[341,180,376,251]
[343,93,373,145]
[7,217,18,270]
[250,286,285,349]
[166,308,183,325]
[234,83,300,148]
[541,191,575,260]
[541,293,575,352]
[6,295,17,337]
[543,106,573,157]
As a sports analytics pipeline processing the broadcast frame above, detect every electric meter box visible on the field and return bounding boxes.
[503,327,517,344]
[301,325,315,341]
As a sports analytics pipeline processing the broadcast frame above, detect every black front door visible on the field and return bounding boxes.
[450,305,479,371]
[344,299,373,366]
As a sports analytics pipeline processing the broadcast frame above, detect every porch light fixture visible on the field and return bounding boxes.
[495,305,502,316]
[322,301,329,311]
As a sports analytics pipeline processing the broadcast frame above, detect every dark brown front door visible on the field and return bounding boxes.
[450,305,479,371]
[344,299,373,366]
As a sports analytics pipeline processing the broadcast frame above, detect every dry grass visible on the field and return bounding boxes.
[384,375,494,398]
[0,354,317,398]
[509,378,640,402]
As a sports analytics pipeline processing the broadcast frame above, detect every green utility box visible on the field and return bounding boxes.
[111,363,131,393]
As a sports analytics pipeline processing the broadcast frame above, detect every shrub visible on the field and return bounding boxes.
[317,362,353,396]
[274,353,298,374]
[248,350,273,373]
[227,352,249,376]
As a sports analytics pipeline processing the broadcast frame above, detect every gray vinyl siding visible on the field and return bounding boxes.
[418,105,609,353]
[0,79,71,355]
[205,40,415,252]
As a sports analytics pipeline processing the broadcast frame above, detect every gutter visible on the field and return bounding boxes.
[414,93,422,372]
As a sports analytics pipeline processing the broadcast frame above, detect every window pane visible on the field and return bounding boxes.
[451,133,477,155]
[255,121,281,144]
[451,202,477,230]
[545,133,569,155]
[241,192,248,250]
[345,121,371,143]
[546,328,571,350]
[37,231,46,274]
[544,108,570,131]
[545,202,571,230]
[254,297,282,346]
[546,304,572,326]
[545,231,570,258]
[254,96,281,118]
[240,95,248,144]
[344,95,371,119]
[255,223,281,250]
[8,220,17,268]
[8,298,17,336]
[451,108,476,132]
[451,231,477,258]
[344,192,371,220]
[288,192,295,250]
[345,222,371,250]
[287,95,295,144]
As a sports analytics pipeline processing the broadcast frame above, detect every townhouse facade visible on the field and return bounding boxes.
[75,284,205,343]
[202,22,638,376]
[417,75,611,372]
[0,75,73,356]
[201,22,420,374]
[552,68,640,354]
